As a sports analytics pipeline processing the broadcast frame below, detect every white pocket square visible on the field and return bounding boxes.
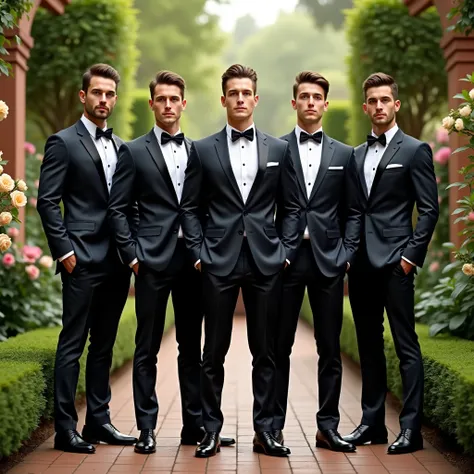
[386,163,403,169]
[267,162,279,167]
[328,166,343,170]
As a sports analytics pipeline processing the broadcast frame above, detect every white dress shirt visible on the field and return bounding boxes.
[295,125,323,239]
[59,114,117,262]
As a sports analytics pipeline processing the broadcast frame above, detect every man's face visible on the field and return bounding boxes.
[149,84,186,128]
[292,82,328,127]
[221,78,258,122]
[80,76,117,120]
[363,85,400,127]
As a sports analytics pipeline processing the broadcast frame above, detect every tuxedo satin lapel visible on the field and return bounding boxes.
[111,135,121,154]
[145,130,178,204]
[355,143,369,202]
[76,121,108,192]
[309,133,335,202]
[369,129,403,199]
[184,137,192,158]
[214,128,244,204]
[286,130,307,201]
[247,130,268,204]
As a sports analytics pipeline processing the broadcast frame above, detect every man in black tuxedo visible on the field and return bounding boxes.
[273,72,361,452]
[181,64,300,458]
[108,71,234,454]
[342,73,439,454]
[37,64,137,453]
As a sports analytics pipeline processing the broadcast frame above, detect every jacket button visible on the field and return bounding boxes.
[238,230,243,235]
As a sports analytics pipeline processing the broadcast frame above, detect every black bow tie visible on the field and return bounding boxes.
[95,127,113,140]
[367,133,387,147]
[299,131,323,144]
[231,128,254,142]
[161,132,185,146]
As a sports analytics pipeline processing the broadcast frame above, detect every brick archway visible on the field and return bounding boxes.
[0,0,70,240]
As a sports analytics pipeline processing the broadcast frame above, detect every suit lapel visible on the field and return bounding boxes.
[369,129,403,199]
[308,133,335,202]
[214,127,244,204]
[246,129,268,204]
[286,130,307,201]
[145,130,178,204]
[184,137,192,158]
[76,120,108,192]
[355,143,369,202]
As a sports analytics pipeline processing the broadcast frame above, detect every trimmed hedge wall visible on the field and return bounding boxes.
[322,100,351,145]
[131,88,155,139]
[300,296,474,454]
[0,298,175,458]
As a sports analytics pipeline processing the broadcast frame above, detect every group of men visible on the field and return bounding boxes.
[37,62,439,460]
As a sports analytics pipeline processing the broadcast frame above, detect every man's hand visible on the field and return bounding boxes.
[400,258,414,275]
[195,261,201,272]
[132,262,139,276]
[63,254,77,274]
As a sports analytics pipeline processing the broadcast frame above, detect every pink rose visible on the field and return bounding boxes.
[22,245,42,262]
[429,142,435,150]
[429,261,440,272]
[29,197,37,208]
[468,212,474,222]
[24,142,36,155]
[436,176,441,184]
[34,179,40,188]
[7,227,20,238]
[436,127,449,144]
[25,264,40,280]
[2,253,15,267]
[438,196,442,204]
[434,147,451,166]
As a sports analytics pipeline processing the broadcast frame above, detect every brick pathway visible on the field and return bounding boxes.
[7,316,461,474]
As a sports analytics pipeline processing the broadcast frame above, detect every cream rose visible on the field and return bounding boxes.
[10,190,27,208]
[0,100,9,122]
[38,255,53,268]
[455,118,465,131]
[470,88,474,100]
[0,165,3,174]
[459,105,472,118]
[0,233,12,252]
[16,179,27,192]
[462,263,474,276]
[0,212,12,226]
[442,116,455,130]
[0,173,15,192]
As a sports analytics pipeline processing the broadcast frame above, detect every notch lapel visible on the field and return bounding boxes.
[246,129,268,204]
[184,137,192,158]
[285,130,307,201]
[355,143,369,202]
[214,127,244,204]
[145,130,178,204]
[76,121,108,192]
[308,133,335,202]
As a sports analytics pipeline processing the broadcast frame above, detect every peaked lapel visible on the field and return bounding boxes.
[214,127,244,205]
[308,132,336,202]
[145,130,178,204]
[355,143,369,202]
[76,120,108,192]
[246,129,269,204]
[369,129,404,200]
[284,130,307,201]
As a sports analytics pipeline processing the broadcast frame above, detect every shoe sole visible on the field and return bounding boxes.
[82,436,137,446]
[387,444,423,455]
[195,446,220,458]
[351,438,388,446]
[54,443,95,454]
[134,446,156,454]
[315,440,356,453]
[253,444,290,457]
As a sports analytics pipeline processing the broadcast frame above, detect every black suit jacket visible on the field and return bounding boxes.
[277,130,361,277]
[37,120,138,266]
[180,127,300,277]
[353,129,439,269]
[107,130,192,271]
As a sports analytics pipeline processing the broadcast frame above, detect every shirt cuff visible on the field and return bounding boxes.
[286,259,290,265]
[347,262,350,270]
[194,259,201,269]
[58,251,74,262]
[402,256,416,267]
[129,258,138,268]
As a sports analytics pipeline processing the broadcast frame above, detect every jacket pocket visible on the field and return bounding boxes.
[67,221,95,231]
[326,229,341,239]
[383,227,412,238]
[138,225,162,237]
[264,226,278,238]
[205,228,225,238]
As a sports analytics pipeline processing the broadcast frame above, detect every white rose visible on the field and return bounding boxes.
[0,212,12,226]
[16,179,27,192]
[459,105,472,117]
[38,255,53,269]
[0,173,15,192]
[10,190,27,208]
[0,100,8,122]
[462,263,474,276]
[455,118,465,131]
[0,233,12,252]
[0,165,3,174]
[470,88,474,100]
[442,116,455,130]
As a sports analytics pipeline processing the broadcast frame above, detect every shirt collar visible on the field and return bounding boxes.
[81,114,108,138]
[226,123,255,140]
[154,124,182,145]
[371,123,399,146]
[295,125,323,141]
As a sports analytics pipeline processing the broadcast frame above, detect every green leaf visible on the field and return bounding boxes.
[452,280,469,299]
[449,314,467,330]
[453,145,472,154]
[429,322,449,337]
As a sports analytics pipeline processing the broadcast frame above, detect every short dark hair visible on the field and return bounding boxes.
[221,64,257,95]
[363,72,398,100]
[149,70,186,100]
[82,64,120,93]
[293,71,330,100]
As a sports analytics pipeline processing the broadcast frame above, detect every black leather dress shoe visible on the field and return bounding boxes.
[181,426,235,447]
[388,429,423,454]
[82,423,137,446]
[342,424,388,445]
[195,431,220,458]
[134,429,156,454]
[253,431,291,457]
[272,429,284,444]
[54,429,95,454]
[316,429,356,452]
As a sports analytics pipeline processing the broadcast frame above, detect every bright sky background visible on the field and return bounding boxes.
[207,0,299,32]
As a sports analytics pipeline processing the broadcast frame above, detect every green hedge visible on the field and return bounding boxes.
[131,89,155,138]
[301,296,474,454]
[323,100,351,145]
[0,297,174,458]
